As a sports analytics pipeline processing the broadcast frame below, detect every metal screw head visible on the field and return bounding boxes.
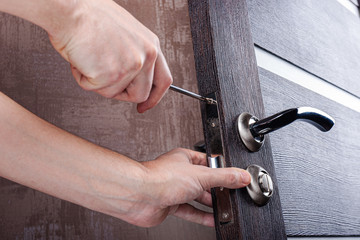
[221,212,230,220]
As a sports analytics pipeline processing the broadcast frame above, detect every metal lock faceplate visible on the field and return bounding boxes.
[202,93,233,224]
[246,165,274,206]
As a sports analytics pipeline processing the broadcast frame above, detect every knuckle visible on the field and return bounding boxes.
[135,93,149,103]
[173,147,186,153]
[96,86,118,99]
[78,82,93,91]
[103,67,125,87]
[169,148,188,159]
[132,56,144,73]
[226,171,239,186]
[125,55,143,75]
[145,44,159,63]
[164,75,173,87]
[125,80,152,103]
[131,91,150,103]
[144,34,160,63]
[79,79,101,91]
[151,34,161,48]
[199,178,211,191]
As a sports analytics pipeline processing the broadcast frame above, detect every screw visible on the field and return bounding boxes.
[222,212,230,220]
[211,122,216,128]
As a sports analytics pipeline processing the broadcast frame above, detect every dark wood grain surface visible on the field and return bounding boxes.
[259,67,360,236]
[247,0,360,97]
[188,0,286,239]
[0,1,216,239]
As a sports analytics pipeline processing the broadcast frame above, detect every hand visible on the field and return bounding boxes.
[48,0,172,113]
[0,92,251,228]
[123,148,251,227]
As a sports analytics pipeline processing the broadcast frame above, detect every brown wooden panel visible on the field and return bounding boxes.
[0,1,216,239]
[188,0,286,239]
[259,68,360,236]
[247,0,360,97]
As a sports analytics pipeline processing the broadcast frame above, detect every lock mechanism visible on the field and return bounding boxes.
[201,93,233,224]
[246,165,274,206]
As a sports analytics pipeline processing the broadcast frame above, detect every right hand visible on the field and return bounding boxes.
[48,0,173,113]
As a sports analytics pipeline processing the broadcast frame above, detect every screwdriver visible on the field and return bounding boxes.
[169,85,217,105]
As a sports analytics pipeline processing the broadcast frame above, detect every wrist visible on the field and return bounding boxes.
[38,0,86,37]
[0,0,86,37]
[84,152,152,216]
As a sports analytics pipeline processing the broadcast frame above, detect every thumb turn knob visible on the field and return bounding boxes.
[237,107,335,152]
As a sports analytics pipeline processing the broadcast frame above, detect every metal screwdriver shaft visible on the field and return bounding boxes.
[169,85,217,105]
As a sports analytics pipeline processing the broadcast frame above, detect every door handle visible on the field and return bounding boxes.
[237,107,335,152]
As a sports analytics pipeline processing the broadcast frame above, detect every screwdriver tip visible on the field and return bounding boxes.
[205,98,217,105]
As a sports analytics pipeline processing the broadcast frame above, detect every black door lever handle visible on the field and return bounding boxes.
[250,107,334,137]
[237,107,335,152]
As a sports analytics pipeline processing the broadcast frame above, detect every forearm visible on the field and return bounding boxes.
[0,92,147,216]
[0,0,82,35]
[0,92,251,227]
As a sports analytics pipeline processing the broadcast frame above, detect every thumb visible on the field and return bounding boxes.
[199,167,251,190]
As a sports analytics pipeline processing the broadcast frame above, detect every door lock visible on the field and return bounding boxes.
[237,107,335,152]
[208,155,233,223]
[246,165,274,206]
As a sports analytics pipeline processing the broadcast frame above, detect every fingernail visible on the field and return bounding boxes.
[241,170,252,185]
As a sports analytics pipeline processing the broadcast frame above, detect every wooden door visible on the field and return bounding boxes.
[188,0,360,239]
[1,0,359,239]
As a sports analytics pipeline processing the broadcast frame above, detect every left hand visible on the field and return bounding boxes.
[124,148,251,227]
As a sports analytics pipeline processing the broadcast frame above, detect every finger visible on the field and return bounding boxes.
[113,66,154,103]
[173,148,207,166]
[198,168,251,190]
[195,191,213,207]
[137,51,172,113]
[93,71,137,99]
[71,64,140,96]
[70,65,84,87]
[71,65,100,91]
[172,204,214,227]
[169,148,251,189]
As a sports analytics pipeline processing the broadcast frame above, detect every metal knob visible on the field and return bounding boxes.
[237,107,335,152]
[246,165,274,206]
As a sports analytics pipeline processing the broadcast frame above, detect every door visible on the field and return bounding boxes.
[188,0,360,239]
[1,0,359,239]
